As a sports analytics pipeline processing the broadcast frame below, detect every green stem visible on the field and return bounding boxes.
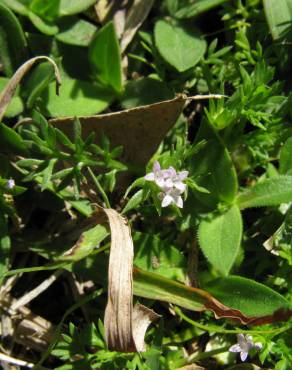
[174,307,292,336]
[87,167,111,208]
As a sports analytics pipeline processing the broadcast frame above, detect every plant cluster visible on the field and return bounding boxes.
[0,0,292,369]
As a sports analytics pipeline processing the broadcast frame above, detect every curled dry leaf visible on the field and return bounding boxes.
[51,95,223,169]
[51,95,186,168]
[0,56,61,123]
[102,208,160,352]
[121,0,155,52]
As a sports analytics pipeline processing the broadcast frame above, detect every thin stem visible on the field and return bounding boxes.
[87,167,111,208]
[174,307,292,336]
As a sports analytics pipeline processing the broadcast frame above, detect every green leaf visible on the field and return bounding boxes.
[56,17,96,47]
[62,224,109,262]
[30,0,59,22]
[121,77,174,109]
[0,2,27,76]
[39,78,114,117]
[89,21,122,93]
[279,137,292,174]
[0,213,10,279]
[59,0,96,16]
[188,121,238,210]
[263,0,292,40]
[133,232,186,281]
[198,205,243,275]
[204,275,291,317]
[133,268,206,311]
[0,77,23,116]
[24,62,56,108]
[237,176,292,209]
[174,0,228,19]
[41,159,57,191]
[28,10,59,35]
[0,0,29,16]
[122,189,145,214]
[0,123,28,156]
[154,19,206,72]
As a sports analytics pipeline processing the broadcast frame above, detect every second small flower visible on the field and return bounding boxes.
[145,161,188,208]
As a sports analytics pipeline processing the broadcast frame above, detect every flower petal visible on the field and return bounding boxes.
[167,166,176,178]
[161,194,173,207]
[255,342,263,350]
[153,161,161,173]
[174,181,186,192]
[145,173,155,181]
[164,178,174,188]
[174,196,183,208]
[237,334,246,347]
[229,344,241,353]
[240,351,248,362]
[156,177,165,188]
[178,170,189,180]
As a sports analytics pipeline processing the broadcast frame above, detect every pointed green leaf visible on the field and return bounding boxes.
[237,176,292,209]
[204,275,291,317]
[122,189,144,215]
[62,224,109,262]
[0,123,28,156]
[154,19,206,72]
[198,205,242,275]
[89,21,122,93]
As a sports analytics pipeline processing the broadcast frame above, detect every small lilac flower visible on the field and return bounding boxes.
[163,166,189,192]
[144,161,168,188]
[229,334,262,362]
[145,161,188,208]
[159,187,184,208]
[6,179,15,190]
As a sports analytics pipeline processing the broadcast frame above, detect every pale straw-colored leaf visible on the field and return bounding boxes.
[103,208,159,352]
[121,0,155,52]
[0,56,61,122]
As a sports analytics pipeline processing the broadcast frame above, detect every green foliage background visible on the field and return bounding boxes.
[0,0,292,369]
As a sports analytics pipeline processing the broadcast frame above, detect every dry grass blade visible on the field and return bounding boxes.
[103,208,135,352]
[103,208,159,352]
[0,56,61,122]
[121,0,155,52]
[10,270,63,311]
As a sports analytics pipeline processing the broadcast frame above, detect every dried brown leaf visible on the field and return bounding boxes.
[121,0,155,52]
[0,56,61,123]
[177,365,205,370]
[51,95,223,169]
[51,95,185,167]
